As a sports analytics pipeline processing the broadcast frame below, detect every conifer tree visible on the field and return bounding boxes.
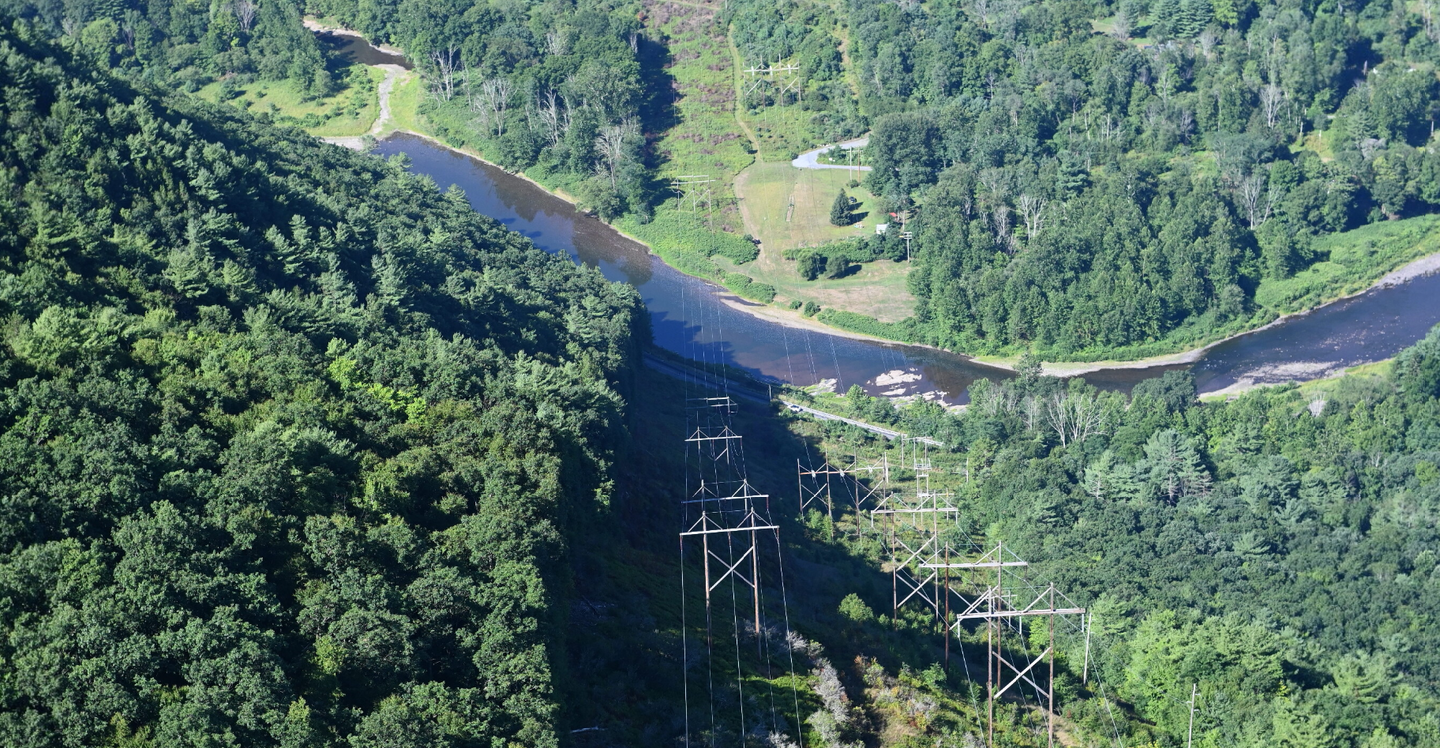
[830,189,853,226]
[1212,0,1237,25]
[1177,0,1212,38]
[1150,0,1182,38]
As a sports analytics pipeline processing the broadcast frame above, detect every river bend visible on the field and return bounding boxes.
[372,133,1440,402]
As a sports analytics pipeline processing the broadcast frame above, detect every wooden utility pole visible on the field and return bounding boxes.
[941,542,1086,747]
[1048,584,1056,748]
[1187,683,1198,748]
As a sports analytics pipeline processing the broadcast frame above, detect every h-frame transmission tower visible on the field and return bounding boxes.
[743,62,801,104]
[797,447,894,539]
[932,541,1087,748]
[682,397,778,636]
[784,411,1094,748]
[871,450,959,624]
[670,174,715,214]
[679,387,808,747]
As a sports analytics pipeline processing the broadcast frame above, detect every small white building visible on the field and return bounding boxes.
[875,223,889,235]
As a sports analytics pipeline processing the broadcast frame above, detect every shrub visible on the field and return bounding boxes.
[722,273,776,303]
[838,593,875,623]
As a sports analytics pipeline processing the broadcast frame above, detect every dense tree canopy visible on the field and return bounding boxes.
[308,0,658,217]
[0,23,643,746]
[730,0,1440,357]
[0,0,334,93]
[823,331,1440,747]
[855,0,1440,356]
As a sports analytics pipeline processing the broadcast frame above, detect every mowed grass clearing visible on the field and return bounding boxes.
[197,66,384,137]
[729,161,914,322]
[736,161,881,249]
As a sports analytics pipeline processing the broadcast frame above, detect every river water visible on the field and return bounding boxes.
[372,132,1440,402]
[317,30,412,69]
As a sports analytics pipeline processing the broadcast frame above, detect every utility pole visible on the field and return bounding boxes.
[1187,683,1198,748]
[1048,584,1056,748]
[944,542,951,672]
[901,230,913,262]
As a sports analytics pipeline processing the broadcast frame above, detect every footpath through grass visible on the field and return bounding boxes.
[379,69,424,137]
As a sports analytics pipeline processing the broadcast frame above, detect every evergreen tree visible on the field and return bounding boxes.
[830,189,853,226]
[1212,0,1237,25]
[1177,0,1212,38]
[1150,0,1183,38]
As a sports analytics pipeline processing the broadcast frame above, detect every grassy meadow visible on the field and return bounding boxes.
[198,65,384,137]
[730,161,914,322]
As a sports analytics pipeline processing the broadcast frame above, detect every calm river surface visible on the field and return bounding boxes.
[373,133,1440,401]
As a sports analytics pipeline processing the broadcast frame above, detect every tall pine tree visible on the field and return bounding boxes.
[830,189,853,226]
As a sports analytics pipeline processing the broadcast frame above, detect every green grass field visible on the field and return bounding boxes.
[1255,214,1440,313]
[731,161,915,322]
[735,161,879,248]
[197,66,384,137]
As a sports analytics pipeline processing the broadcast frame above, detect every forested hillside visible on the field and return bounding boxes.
[0,22,643,746]
[844,0,1440,357]
[0,0,333,93]
[14,0,1440,361]
[306,0,660,220]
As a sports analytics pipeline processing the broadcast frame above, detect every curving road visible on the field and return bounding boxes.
[791,136,872,171]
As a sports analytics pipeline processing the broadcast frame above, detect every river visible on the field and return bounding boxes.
[373,133,1440,402]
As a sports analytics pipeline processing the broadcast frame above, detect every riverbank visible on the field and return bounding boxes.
[1199,358,1395,401]
[313,26,1440,380]
[302,18,406,57]
[385,117,1440,384]
[973,244,1440,377]
[716,293,920,347]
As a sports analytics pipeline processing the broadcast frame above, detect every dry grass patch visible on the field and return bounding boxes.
[729,162,914,322]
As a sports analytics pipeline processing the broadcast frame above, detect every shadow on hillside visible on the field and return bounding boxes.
[560,363,1005,747]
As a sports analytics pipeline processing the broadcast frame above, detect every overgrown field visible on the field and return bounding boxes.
[1255,214,1440,312]
[197,64,384,137]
